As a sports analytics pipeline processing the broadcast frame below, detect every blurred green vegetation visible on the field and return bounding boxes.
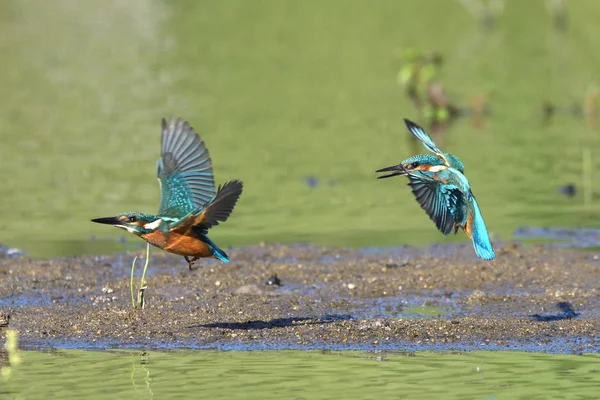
[1,0,600,256]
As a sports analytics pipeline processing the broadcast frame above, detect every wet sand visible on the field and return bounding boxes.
[1,243,599,353]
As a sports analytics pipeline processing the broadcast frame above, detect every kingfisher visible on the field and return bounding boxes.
[376,119,495,260]
[92,117,243,269]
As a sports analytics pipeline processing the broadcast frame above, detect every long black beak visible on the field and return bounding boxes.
[375,164,407,179]
[91,216,121,225]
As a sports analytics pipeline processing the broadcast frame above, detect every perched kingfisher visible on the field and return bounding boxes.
[92,117,243,269]
[376,119,495,260]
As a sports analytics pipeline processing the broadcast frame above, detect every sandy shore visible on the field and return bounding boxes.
[1,243,599,353]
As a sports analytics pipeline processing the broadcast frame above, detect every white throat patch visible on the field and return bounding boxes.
[143,218,163,231]
[116,225,140,235]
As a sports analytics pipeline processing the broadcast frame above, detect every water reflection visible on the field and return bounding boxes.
[3,349,600,399]
[130,351,154,400]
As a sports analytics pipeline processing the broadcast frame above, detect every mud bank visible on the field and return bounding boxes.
[1,243,599,353]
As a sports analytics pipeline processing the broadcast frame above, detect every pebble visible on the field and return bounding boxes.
[469,289,486,301]
[92,295,118,305]
[0,310,10,327]
[235,285,263,295]
[0,244,25,259]
[265,274,282,286]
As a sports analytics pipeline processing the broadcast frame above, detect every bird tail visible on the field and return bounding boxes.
[198,232,230,263]
[466,196,495,260]
[211,245,230,263]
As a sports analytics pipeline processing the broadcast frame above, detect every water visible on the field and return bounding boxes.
[2,1,600,257]
[1,349,598,399]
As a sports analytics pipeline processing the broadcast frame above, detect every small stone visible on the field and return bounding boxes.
[0,310,10,327]
[469,290,486,301]
[385,261,407,268]
[235,285,263,295]
[347,283,356,290]
[265,274,282,286]
[215,281,221,287]
[92,295,116,305]
[0,244,25,259]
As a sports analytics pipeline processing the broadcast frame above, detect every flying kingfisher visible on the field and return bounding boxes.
[92,117,243,269]
[376,119,495,260]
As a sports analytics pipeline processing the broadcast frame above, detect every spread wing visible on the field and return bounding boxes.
[168,180,243,235]
[192,180,243,234]
[157,117,216,218]
[405,171,464,236]
[404,119,450,167]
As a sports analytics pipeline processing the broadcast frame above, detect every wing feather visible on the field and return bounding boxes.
[192,180,244,234]
[406,172,463,236]
[404,119,450,166]
[157,117,216,217]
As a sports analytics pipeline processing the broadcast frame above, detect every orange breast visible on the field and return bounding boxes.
[163,232,213,258]
[461,209,474,239]
[141,230,168,249]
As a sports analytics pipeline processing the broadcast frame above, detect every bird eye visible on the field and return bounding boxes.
[411,162,419,168]
[129,216,137,222]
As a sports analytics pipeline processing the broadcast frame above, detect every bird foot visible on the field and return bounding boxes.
[185,256,198,270]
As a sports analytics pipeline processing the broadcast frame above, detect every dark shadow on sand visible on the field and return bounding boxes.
[190,314,353,330]
[530,302,580,322]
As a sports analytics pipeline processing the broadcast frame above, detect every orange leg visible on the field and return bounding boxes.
[184,256,199,270]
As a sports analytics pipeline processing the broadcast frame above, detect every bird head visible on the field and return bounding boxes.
[91,213,163,236]
[376,154,443,179]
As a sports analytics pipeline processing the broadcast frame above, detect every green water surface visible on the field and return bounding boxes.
[1,349,599,399]
[1,1,600,258]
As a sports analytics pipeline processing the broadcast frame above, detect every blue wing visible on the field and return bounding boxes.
[405,171,464,236]
[157,117,216,218]
[404,119,467,172]
[404,119,444,155]
[190,179,244,234]
[466,194,495,260]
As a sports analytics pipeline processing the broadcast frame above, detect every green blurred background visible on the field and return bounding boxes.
[1,0,599,257]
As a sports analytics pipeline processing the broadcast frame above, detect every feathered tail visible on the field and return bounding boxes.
[467,195,495,260]
[198,232,230,263]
